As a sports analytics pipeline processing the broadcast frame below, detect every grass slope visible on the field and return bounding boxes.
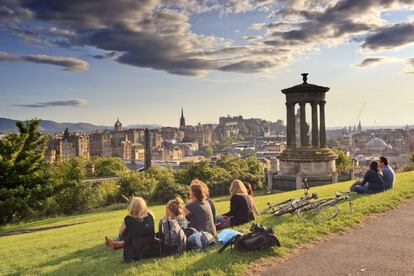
[1,171,414,275]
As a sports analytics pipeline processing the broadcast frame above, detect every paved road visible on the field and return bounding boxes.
[258,200,414,276]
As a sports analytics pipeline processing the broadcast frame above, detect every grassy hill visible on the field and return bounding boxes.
[1,171,414,275]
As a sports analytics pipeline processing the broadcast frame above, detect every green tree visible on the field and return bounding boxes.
[0,119,52,224]
[202,145,213,157]
[151,174,187,203]
[334,149,352,173]
[93,157,128,177]
[118,172,157,200]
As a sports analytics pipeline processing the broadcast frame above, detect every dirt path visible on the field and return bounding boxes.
[251,199,414,276]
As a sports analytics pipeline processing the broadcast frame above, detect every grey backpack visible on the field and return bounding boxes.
[159,219,187,256]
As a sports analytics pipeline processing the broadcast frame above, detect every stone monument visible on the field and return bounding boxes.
[274,73,337,190]
[144,128,152,170]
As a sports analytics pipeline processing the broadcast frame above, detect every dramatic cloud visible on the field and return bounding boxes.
[362,22,414,50]
[355,57,386,67]
[0,51,88,71]
[1,0,414,76]
[13,99,88,108]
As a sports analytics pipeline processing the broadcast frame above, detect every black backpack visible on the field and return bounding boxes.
[218,223,280,253]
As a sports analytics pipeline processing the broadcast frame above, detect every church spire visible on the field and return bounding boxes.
[180,107,186,128]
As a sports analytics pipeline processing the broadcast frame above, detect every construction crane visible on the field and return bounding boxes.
[354,102,366,127]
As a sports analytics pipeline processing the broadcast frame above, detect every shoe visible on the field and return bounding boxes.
[105,236,124,250]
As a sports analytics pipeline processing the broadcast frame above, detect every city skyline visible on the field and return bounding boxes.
[1,1,414,127]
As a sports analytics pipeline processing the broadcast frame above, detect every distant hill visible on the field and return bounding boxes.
[0,118,161,133]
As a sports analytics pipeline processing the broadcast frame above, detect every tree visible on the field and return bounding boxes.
[410,153,414,163]
[202,145,213,157]
[0,119,52,224]
[118,172,156,200]
[334,149,352,173]
[93,157,128,177]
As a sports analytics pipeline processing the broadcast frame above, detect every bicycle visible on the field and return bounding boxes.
[297,191,353,222]
[261,179,318,216]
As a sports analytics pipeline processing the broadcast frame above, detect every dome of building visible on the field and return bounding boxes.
[366,137,388,151]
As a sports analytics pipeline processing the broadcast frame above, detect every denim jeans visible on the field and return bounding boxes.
[350,183,371,194]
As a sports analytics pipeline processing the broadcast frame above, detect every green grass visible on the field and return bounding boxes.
[1,171,414,275]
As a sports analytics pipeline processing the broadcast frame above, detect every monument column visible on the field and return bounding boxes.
[286,102,296,148]
[319,101,326,147]
[311,101,319,147]
[299,102,307,147]
[144,128,152,170]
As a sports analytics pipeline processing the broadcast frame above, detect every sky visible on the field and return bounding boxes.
[1,0,414,128]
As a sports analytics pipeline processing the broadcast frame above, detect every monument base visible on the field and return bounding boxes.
[273,147,338,190]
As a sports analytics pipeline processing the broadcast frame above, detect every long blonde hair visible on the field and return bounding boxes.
[229,179,248,196]
[128,196,148,218]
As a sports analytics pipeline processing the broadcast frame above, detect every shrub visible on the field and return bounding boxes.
[93,157,128,177]
[403,164,414,172]
[97,180,120,206]
[55,180,101,214]
[151,175,188,204]
[118,172,157,200]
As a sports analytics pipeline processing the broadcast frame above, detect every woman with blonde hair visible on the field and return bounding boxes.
[218,180,254,229]
[164,197,188,228]
[183,179,216,236]
[105,197,159,262]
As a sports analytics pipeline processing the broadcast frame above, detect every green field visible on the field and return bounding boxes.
[1,171,414,275]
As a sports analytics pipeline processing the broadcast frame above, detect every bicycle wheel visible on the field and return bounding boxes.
[297,201,323,221]
[315,203,340,222]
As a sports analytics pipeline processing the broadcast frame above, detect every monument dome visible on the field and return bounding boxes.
[366,138,388,151]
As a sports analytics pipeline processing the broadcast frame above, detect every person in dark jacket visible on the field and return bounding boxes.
[221,179,255,227]
[105,197,160,262]
[350,161,384,194]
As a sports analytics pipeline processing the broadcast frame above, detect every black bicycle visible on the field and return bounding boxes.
[297,191,353,222]
[261,179,318,216]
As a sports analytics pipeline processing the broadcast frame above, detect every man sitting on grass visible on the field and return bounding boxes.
[379,156,395,190]
[350,161,384,194]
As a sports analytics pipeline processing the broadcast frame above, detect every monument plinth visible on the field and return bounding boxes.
[274,73,337,190]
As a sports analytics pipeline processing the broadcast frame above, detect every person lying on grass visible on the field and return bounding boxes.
[183,180,217,236]
[350,161,385,194]
[216,180,255,230]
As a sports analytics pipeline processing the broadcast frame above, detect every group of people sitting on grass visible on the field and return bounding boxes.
[104,156,396,262]
[350,156,395,194]
[105,179,258,262]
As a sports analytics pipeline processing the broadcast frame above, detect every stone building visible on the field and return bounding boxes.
[152,142,184,161]
[182,125,213,147]
[89,130,112,157]
[160,127,184,141]
[131,143,145,161]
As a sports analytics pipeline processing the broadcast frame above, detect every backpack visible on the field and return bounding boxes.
[218,223,280,253]
[187,231,216,251]
[159,219,187,256]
